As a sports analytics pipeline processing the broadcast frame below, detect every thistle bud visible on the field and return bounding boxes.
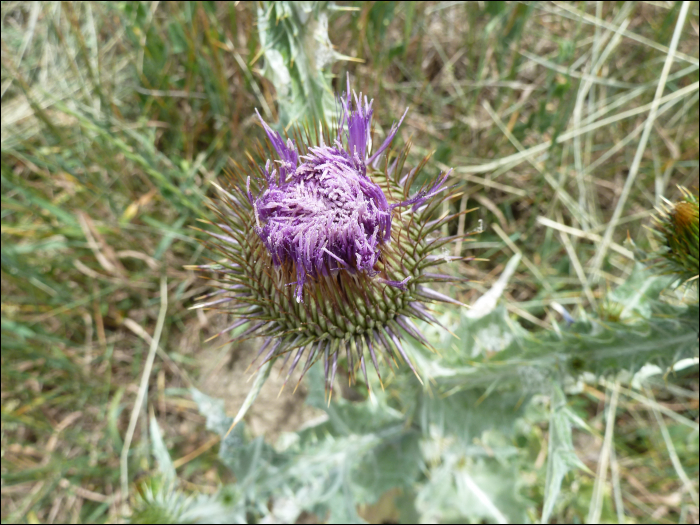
[192,80,475,395]
[651,186,699,287]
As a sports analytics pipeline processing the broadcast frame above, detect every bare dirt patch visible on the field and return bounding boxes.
[186,314,325,443]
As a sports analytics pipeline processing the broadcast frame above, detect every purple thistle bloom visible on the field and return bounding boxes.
[193,79,476,397]
[252,81,447,303]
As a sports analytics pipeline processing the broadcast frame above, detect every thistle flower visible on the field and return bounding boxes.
[650,186,699,287]
[192,81,474,395]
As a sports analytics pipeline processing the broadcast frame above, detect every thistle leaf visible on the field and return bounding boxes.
[149,415,176,484]
[414,442,528,524]
[257,1,340,128]
[609,262,675,319]
[192,366,423,523]
[541,384,589,524]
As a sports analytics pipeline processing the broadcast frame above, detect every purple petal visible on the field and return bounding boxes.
[256,109,298,183]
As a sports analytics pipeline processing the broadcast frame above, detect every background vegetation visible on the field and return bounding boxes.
[1,1,698,523]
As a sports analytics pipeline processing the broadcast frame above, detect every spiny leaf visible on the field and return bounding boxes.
[541,384,589,524]
[149,415,176,484]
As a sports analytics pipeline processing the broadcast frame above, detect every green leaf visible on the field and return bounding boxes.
[541,384,589,523]
[190,386,278,489]
[609,262,675,319]
[415,446,528,524]
[353,431,422,504]
[192,362,425,523]
[190,387,231,436]
[130,478,242,524]
[257,1,342,128]
[149,415,175,483]
[418,386,529,444]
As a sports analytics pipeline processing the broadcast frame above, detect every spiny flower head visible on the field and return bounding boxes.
[192,80,475,396]
[650,186,699,287]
